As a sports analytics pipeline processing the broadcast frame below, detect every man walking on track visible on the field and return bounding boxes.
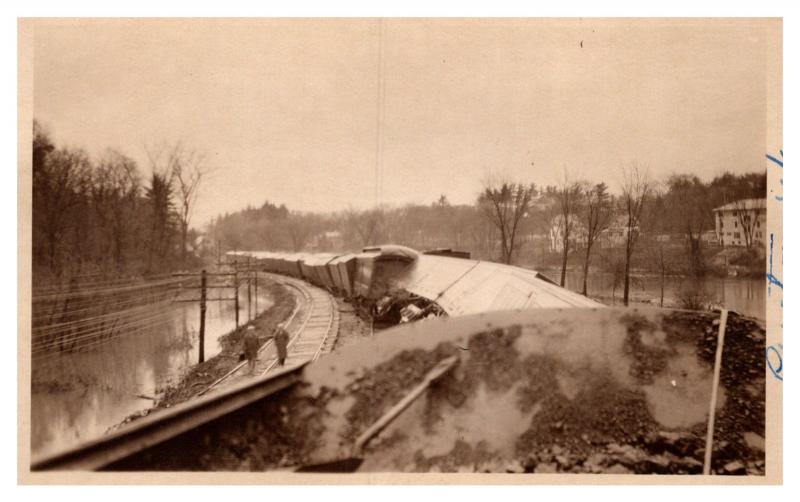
[242,325,260,375]
[274,322,289,366]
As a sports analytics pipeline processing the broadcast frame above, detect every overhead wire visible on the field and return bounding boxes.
[31,272,241,359]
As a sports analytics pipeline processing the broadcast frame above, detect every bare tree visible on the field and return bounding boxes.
[620,163,651,306]
[732,198,760,249]
[284,212,318,251]
[580,181,613,295]
[665,174,710,277]
[32,145,92,276]
[169,143,210,265]
[478,174,535,264]
[642,186,675,307]
[143,171,175,273]
[144,141,210,266]
[92,150,141,271]
[553,172,583,287]
[344,208,385,248]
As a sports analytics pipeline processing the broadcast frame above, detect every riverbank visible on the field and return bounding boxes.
[111,279,297,429]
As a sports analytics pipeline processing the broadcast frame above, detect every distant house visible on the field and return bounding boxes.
[548,214,639,251]
[701,229,719,245]
[310,230,344,251]
[548,214,586,253]
[600,215,635,249]
[713,198,767,247]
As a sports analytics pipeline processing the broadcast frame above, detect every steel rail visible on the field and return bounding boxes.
[195,280,307,397]
[311,294,336,362]
[260,280,319,376]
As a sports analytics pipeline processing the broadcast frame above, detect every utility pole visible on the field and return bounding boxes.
[234,270,239,329]
[247,272,252,321]
[199,269,207,363]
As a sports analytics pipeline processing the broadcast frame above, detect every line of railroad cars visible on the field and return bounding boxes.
[229,244,602,315]
[230,245,418,299]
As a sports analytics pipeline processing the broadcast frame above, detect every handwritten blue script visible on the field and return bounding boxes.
[766,150,783,201]
[765,150,783,381]
[766,344,783,381]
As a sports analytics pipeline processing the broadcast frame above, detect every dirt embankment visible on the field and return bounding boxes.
[332,298,373,350]
[111,280,297,429]
[348,311,765,474]
[111,309,765,475]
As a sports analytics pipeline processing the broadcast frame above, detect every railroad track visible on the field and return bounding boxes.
[269,278,339,373]
[198,274,338,396]
[31,273,339,471]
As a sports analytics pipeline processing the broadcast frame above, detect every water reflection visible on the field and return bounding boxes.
[552,270,765,320]
[30,288,273,458]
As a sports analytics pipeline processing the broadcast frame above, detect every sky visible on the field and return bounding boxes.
[31,18,776,227]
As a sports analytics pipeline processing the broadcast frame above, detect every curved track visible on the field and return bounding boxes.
[32,274,339,471]
[198,274,338,396]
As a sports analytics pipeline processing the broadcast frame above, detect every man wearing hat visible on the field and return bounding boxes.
[273,322,289,367]
[242,325,260,374]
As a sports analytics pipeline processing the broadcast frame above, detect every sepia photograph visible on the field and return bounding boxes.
[17,16,783,483]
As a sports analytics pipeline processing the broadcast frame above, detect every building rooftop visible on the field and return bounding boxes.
[713,198,767,212]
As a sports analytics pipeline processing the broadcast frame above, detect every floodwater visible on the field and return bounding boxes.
[30,288,274,459]
[550,270,765,320]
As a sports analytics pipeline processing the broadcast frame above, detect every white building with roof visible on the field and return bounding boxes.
[713,198,766,248]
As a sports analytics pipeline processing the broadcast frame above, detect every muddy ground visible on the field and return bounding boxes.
[108,307,766,475]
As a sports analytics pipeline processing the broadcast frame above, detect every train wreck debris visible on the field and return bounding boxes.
[369,288,447,330]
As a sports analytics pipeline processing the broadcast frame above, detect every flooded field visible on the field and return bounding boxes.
[30,287,274,458]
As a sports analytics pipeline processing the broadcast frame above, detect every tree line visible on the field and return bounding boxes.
[208,165,765,305]
[31,121,209,286]
[31,118,764,302]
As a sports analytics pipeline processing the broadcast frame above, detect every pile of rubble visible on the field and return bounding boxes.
[354,287,447,331]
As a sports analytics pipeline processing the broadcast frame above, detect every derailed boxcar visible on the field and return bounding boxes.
[277,253,306,277]
[352,245,418,299]
[328,253,357,296]
[301,253,338,289]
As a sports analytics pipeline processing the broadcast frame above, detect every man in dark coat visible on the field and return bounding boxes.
[274,323,289,366]
[242,325,260,374]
